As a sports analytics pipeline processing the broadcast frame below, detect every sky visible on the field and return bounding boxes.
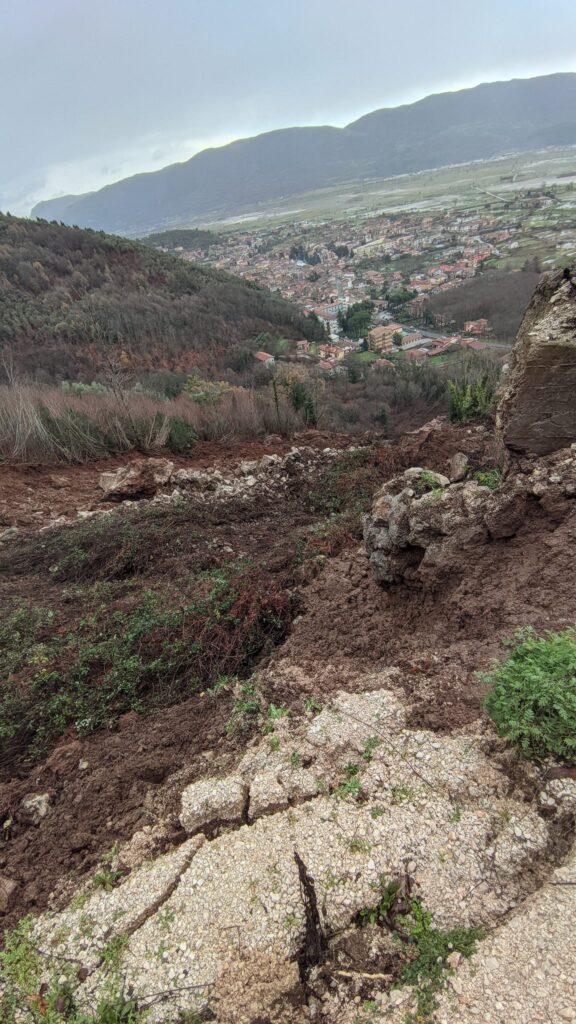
[2,0,576,216]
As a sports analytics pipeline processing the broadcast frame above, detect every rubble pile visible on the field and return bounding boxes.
[97,446,353,506]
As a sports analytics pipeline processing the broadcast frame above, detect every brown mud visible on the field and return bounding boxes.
[5,420,567,938]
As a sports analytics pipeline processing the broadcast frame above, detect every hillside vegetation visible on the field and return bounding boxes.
[31,74,576,234]
[0,214,324,381]
[427,266,541,339]
[138,227,221,250]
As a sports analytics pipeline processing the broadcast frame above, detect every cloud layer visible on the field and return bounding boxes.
[3,0,575,215]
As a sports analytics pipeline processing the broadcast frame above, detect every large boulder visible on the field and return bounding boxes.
[497,264,576,457]
[364,467,489,585]
[365,450,576,587]
[99,458,174,500]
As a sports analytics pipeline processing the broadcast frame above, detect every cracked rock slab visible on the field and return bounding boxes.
[180,775,247,834]
[431,846,576,1024]
[17,687,568,1022]
[30,838,202,971]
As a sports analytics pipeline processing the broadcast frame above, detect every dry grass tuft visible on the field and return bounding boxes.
[0,384,302,464]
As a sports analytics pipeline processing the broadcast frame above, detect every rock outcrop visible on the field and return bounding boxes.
[364,451,576,586]
[365,269,576,587]
[99,458,175,500]
[19,684,564,1022]
[497,263,576,457]
[96,447,350,509]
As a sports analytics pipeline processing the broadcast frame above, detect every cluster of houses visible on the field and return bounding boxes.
[252,338,350,376]
[252,311,493,378]
[176,206,515,326]
[366,320,491,365]
[159,188,565,359]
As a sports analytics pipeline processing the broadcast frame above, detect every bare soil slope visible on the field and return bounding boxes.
[1,419,574,938]
[0,423,492,931]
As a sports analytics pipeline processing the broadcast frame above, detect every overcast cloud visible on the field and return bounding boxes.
[2,0,575,215]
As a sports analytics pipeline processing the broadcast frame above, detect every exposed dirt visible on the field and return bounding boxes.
[0,694,238,931]
[0,420,520,936]
[0,430,356,535]
[267,496,576,732]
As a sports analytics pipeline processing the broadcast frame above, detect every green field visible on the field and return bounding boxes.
[202,147,576,233]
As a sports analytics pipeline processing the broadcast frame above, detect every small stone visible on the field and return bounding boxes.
[20,793,51,824]
[389,989,407,1007]
[449,976,463,995]
[0,875,17,913]
[0,526,18,542]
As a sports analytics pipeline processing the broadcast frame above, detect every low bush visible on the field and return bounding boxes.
[473,467,502,490]
[305,447,399,517]
[447,375,495,422]
[401,910,484,1023]
[166,415,198,452]
[484,627,576,762]
[0,560,293,770]
[357,876,484,1024]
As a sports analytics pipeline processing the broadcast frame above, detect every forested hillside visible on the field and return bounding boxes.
[0,214,323,381]
[138,228,221,250]
[427,266,541,339]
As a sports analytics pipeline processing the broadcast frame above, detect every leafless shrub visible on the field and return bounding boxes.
[0,383,302,464]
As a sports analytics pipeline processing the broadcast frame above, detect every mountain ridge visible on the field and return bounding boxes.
[31,73,576,235]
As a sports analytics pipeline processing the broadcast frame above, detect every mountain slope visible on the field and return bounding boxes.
[31,74,576,235]
[0,214,324,380]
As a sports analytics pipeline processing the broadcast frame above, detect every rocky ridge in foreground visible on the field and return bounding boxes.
[7,682,576,1022]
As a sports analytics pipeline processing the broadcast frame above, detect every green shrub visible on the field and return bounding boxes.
[483,627,576,762]
[413,469,443,495]
[447,375,495,422]
[401,911,484,1023]
[357,878,484,1023]
[0,559,293,768]
[167,416,198,452]
[473,467,502,490]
